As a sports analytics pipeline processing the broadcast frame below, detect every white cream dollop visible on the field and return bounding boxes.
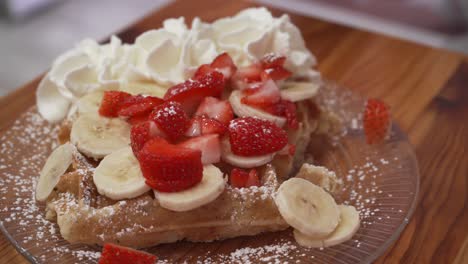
[36,8,320,123]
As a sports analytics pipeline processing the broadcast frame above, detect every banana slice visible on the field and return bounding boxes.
[275,178,340,237]
[154,165,226,212]
[77,91,104,114]
[280,81,320,102]
[36,143,75,201]
[70,114,131,159]
[221,138,274,168]
[229,90,286,127]
[93,146,150,200]
[294,205,360,248]
[295,164,342,193]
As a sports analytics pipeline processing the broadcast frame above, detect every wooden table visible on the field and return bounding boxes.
[0,0,467,263]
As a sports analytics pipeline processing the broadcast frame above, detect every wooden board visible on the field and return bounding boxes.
[0,0,467,263]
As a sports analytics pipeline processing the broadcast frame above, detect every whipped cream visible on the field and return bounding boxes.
[37,8,320,123]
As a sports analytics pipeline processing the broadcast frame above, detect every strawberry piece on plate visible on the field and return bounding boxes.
[194,52,237,80]
[127,113,150,126]
[98,243,157,264]
[138,138,203,192]
[260,53,286,68]
[230,168,260,188]
[363,98,391,144]
[265,99,299,129]
[99,91,132,117]
[149,101,190,141]
[130,121,165,156]
[261,66,292,81]
[241,78,281,108]
[118,95,164,118]
[186,115,227,136]
[178,134,221,164]
[234,64,262,83]
[228,117,288,156]
[164,71,225,114]
[195,97,234,125]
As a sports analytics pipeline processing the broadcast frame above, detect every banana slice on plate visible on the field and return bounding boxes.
[220,138,274,168]
[229,90,286,127]
[77,91,104,114]
[36,143,75,201]
[294,205,360,248]
[93,146,151,200]
[275,178,340,238]
[70,114,131,159]
[154,165,226,212]
[280,81,320,102]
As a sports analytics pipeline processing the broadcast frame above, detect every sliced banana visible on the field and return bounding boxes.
[36,143,75,201]
[77,91,104,114]
[93,146,150,200]
[154,165,226,212]
[221,138,274,168]
[275,178,340,238]
[229,90,286,127]
[280,81,320,102]
[295,164,342,193]
[293,205,360,248]
[70,114,131,159]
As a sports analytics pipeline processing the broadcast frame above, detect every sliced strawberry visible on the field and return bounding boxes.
[186,115,226,136]
[98,243,157,264]
[195,97,234,125]
[178,134,221,164]
[164,71,225,114]
[194,53,237,80]
[193,64,213,79]
[98,91,132,117]
[185,117,202,137]
[234,64,262,83]
[241,78,281,108]
[228,117,288,156]
[261,66,292,81]
[127,113,150,126]
[230,168,260,188]
[149,101,190,141]
[245,169,261,187]
[261,53,286,68]
[138,138,203,192]
[130,121,165,156]
[265,99,299,129]
[363,98,391,144]
[118,95,164,118]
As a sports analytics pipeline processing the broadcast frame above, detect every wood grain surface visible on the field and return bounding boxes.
[0,0,467,263]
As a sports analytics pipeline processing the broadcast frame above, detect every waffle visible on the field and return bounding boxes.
[44,99,339,248]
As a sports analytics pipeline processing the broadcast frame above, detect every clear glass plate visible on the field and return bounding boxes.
[0,82,419,263]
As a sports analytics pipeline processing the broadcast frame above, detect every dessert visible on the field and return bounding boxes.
[34,7,361,254]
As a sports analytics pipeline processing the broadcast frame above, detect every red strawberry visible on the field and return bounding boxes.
[187,115,227,136]
[363,98,391,144]
[265,99,299,129]
[127,113,150,126]
[230,168,260,188]
[260,53,286,68]
[228,117,288,156]
[193,64,213,78]
[138,138,203,192]
[233,64,262,83]
[261,66,292,81]
[241,78,281,108]
[130,121,165,156]
[118,95,163,118]
[178,134,221,164]
[194,52,237,80]
[98,243,157,264]
[149,101,190,141]
[98,91,132,117]
[164,71,225,114]
[195,97,234,125]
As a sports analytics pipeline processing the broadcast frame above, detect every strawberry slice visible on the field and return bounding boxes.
[233,64,262,83]
[264,99,299,129]
[118,95,164,118]
[241,78,281,108]
[149,101,190,141]
[230,168,260,188]
[228,117,288,156]
[363,98,391,144]
[178,134,221,164]
[98,91,132,117]
[98,243,157,264]
[261,66,292,81]
[127,113,150,126]
[260,53,286,68]
[194,52,237,80]
[164,71,225,114]
[130,121,165,156]
[138,138,203,192]
[187,115,227,136]
[195,97,234,125]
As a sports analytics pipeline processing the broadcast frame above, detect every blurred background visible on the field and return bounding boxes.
[0,0,467,96]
